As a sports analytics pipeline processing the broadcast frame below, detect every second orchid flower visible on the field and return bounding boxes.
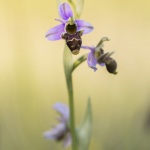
[82,37,117,74]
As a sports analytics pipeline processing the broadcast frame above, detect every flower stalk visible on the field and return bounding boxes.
[72,53,88,72]
[63,45,78,150]
[62,1,93,149]
[62,1,92,149]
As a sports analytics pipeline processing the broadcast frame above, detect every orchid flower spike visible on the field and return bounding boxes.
[44,103,71,147]
[81,37,117,74]
[45,2,93,55]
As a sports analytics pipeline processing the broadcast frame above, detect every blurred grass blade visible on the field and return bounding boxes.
[77,97,92,150]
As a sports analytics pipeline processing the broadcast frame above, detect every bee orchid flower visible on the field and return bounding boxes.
[81,37,117,74]
[44,103,71,147]
[45,2,93,54]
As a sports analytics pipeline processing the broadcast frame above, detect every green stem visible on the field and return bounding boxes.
[67,74,77,150]
[72,53,88,72]
[63,46,78,150]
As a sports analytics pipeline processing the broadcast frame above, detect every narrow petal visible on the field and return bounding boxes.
[55,18,66,24]
[87,51,97,71]
[53,103,69,121]
[44,123,66,140]
[58,2,73,20]
[45,24,65,41]
[75,19,94,34]
[63,133,72,147]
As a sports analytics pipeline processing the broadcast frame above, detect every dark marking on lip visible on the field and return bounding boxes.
[62,30,83,55]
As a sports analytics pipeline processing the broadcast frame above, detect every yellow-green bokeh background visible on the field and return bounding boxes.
[1,0,150,149]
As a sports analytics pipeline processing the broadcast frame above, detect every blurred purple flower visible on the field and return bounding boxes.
[44,103,71,147]
[81,37,117,74]
[45,2,93,41]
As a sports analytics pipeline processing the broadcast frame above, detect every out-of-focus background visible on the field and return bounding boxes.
[1,0,150,149]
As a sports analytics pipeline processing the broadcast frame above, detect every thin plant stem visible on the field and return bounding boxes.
[67,74,78,150]
[63,46,78,150]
